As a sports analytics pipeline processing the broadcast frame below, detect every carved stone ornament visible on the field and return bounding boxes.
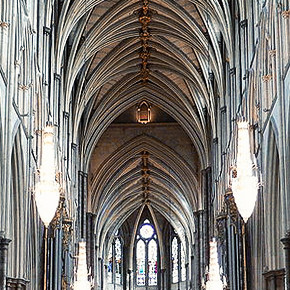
[224,188,239,222]
[0,21,9,28]
[138,0,156,83]
[62,218,73,251]
[281,10,290,18]
[269,49,276,57]
[262,74,273,82]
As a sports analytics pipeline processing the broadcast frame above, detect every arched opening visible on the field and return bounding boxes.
[263,124,285,290]
[171,233,187,287]
[135,219,158,288]
[106,231,124,288]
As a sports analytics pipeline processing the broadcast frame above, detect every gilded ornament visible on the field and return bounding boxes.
[262,74,273,82]
[269,49,276,57]
[0,21,9,28]
[281,10,290,18]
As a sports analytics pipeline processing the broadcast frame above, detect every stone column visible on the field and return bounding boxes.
[281,231,290,290]
[190,255,195,290]
[99,258,104,290]
[196,211,203,289]
[160,268,166,290]
[53,73,61,130]
[0,233,11,289]
[78,171,88,239]
[127,269,133,290]
[185,263,189,290]
[86,213,95,280]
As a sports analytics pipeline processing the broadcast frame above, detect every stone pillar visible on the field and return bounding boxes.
[86,213,95,281]
[78,171,88,239]
[185,263,189,290]
[160,268,166,290]
[190,255,195,290]
[127,269,133,290]
[53,73,61,129]
[0,233,11,289]
[99,258,104,290]
[281,231,290,290]
[196,211,203,289]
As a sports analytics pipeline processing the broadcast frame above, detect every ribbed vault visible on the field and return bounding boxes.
[90,134,198,253]
[56,0,233,167]
[57,0,233,272]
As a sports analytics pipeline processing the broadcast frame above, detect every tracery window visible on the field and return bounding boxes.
[136,219,158,286]
[107,244,113,282]
[172,237,179,283]
[181,243,186,281]
[171,235,186,283]
[107,232,123,285]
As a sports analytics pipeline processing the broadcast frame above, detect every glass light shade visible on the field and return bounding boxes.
[205,238,224,290]
[35,125,60,227]
[137,101,151,124]
[74,242,92,289]
[232,121,258,223]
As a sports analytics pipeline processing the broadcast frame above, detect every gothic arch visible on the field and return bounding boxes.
[90,135,199,265]
[264,123,284,270]
[8,128,26,278]
[79,87,209,171]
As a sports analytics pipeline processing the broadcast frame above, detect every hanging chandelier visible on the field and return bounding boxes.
[35,124,60,227]
[74,241,93,289]
[231,120,258,222]
[205,238,226,290]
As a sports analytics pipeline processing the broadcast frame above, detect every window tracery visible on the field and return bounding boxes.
[136,219,158,286]
[171,234,186,283]
[107,233,123,285]
[172,237,179,283]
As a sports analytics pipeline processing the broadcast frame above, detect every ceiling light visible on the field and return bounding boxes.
[74,241,93,289]
[232,121,258,222]
[35,124,60,227]
[205,238,226,290]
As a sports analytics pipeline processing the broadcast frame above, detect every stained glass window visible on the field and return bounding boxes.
[107,234,123,285]
[107,244,113,283]
[148,240,158,285]
[172,234,187,283]
[172,237,179,283]
[181,243,186,281]
[136,240,146,286]
[135,219,158,286]
[140,224,154,239]
[115,238,122,284]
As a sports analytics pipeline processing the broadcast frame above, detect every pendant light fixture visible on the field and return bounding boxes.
[35,124,60,227]
[74,241,93,289]
[231,120,258,222]
[205,238,226,290]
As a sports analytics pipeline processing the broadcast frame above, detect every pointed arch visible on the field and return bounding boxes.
[264,123,284,269]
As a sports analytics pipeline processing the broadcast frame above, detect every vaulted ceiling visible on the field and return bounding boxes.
[56,0,234,251]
